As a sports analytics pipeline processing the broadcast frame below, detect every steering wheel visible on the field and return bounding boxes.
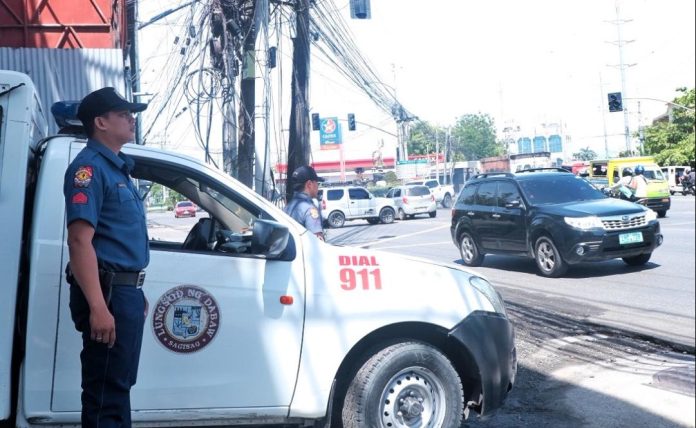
[181,218,215,251]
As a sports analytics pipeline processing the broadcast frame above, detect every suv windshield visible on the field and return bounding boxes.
[518,175,605,205]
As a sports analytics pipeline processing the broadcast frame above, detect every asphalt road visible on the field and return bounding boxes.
[326,195,695,427]
[328,195,695,351]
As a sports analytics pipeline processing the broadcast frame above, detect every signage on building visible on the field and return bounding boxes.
[319,117,342,150]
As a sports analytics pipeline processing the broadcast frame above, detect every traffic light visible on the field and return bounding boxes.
[311,113,320,131]
[347,113,356,131]
[608,92,623,112]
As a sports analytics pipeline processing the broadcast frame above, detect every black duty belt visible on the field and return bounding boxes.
[111,271,146,287]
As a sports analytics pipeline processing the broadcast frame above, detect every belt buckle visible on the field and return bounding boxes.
[136,271,146,288]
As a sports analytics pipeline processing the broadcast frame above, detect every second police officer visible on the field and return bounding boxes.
[285,165,325,240]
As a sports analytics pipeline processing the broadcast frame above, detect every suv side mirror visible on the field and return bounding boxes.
[505,200,522,209]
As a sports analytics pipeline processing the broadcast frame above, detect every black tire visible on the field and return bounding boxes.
[366,218,380,225]
[534,236,567,277]
[657,210,666,218]
[341,342,464,428]
[397,208,406,221]
[429,210,437,218]
[459,232,484,266]
[379,207,395,224]
[622,253,652,266]
[442,193,452,208]
[328,211,345,228]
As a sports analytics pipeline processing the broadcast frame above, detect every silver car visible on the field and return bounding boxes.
[386,185,437,220]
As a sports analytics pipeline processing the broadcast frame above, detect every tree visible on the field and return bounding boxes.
[572,147,598,161]
[641,87,695,166]
[450,113,502,161]
[407,121,446,156]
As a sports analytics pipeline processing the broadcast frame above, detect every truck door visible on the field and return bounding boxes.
[52,152,305,413]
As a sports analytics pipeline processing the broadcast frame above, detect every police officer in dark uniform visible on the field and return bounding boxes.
[63,87,149,427]
[285,165,325,240]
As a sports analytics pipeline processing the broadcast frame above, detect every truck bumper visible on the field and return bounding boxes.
[448,311,517,416]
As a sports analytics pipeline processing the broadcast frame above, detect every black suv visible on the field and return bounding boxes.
[450,169,663,277]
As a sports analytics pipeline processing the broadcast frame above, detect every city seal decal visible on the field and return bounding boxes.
[152,285,220,353]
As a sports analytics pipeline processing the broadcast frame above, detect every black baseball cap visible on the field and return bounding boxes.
[292,165,325,183]
[77,87,148,126]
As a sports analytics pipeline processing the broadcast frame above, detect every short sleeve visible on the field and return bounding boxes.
[302,205,323,234]
[64,162,103,229]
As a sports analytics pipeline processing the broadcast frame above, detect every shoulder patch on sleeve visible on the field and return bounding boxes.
[72,192,89,204]
[309,207,319,219]
[73,166,93,188]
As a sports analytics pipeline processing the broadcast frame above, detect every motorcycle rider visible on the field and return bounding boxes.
[629,165,649,200]
[610,167,636,200]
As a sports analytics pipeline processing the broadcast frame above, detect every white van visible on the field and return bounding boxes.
[661,165,689,194]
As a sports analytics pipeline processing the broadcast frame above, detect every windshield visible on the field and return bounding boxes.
[643,168,665,180]
[407,186,431,196]
[518,175,605,205]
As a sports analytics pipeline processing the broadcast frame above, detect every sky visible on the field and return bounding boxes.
[137,0,695,167]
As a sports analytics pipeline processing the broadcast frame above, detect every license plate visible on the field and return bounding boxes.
[619,231,643,245]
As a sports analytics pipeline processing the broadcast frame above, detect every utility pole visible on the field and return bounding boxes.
[216,0,239,176]
[599,73,609,158]
[608,0,635,153]
[237,1,259,187]
[286,0,311,201]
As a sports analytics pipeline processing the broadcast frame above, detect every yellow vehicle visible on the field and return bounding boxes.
[587,156,671,217]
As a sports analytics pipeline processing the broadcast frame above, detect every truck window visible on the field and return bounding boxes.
[132,159,270,256]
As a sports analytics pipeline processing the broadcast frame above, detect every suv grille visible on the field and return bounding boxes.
[601,214,646,231]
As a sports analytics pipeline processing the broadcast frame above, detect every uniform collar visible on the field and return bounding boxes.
[87,139,134,173]
[294,191,313,201]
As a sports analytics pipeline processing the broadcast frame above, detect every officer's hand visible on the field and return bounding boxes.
[90,307,116,348]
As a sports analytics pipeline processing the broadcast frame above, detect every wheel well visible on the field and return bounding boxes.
[328,322,483,423]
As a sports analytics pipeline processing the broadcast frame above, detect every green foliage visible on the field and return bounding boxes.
[407,121,446,156]
[573,147,598,161]
[384,171,398,184]
[451,113,502,161]
[641,87,695,166]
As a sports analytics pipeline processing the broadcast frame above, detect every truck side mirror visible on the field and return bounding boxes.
[504,200,521,209]
[251,219,294,260]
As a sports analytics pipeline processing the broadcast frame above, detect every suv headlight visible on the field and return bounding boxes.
[564,216,603,230]
[469,276,507,315]
[645,209,658,222]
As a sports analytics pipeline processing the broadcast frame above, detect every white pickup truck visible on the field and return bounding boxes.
[406,178,456,208]
[1,70,516,427]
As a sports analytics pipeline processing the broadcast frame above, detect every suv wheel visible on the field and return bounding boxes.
[534,236,567,277]
[442,193,452,208]
[429,210,437,218]
[379,207,395,224]
[328,211,345,228]
[397,208,406,221]
[622,253,651,266]
[459,233,484,266]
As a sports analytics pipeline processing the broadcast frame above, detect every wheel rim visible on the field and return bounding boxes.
[537,240,556,272]
[460,235,476,262]
[379,367,447,428]
[398,209,405,220]
[381,209,394,223]
[443,195,451,208]
[330,213,344,227]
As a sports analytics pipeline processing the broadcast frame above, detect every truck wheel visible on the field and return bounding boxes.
[341,342,464,428]
[657,210,666,218]
[397,208,406,221]
[442,193,452,208]
[535,236,567,277]
[622,253,651,266]
[366,218,380,225]
[328,211,345,228]
[379,207,395,224]
[459,232,484,266]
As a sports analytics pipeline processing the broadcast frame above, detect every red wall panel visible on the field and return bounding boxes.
[0,0,126,49]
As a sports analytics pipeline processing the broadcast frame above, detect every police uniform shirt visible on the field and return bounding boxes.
[63,139,149,272]
[285,191,323,235]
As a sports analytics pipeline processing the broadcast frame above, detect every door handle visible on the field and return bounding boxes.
[467,211,475,216]
[491,213,501,219]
